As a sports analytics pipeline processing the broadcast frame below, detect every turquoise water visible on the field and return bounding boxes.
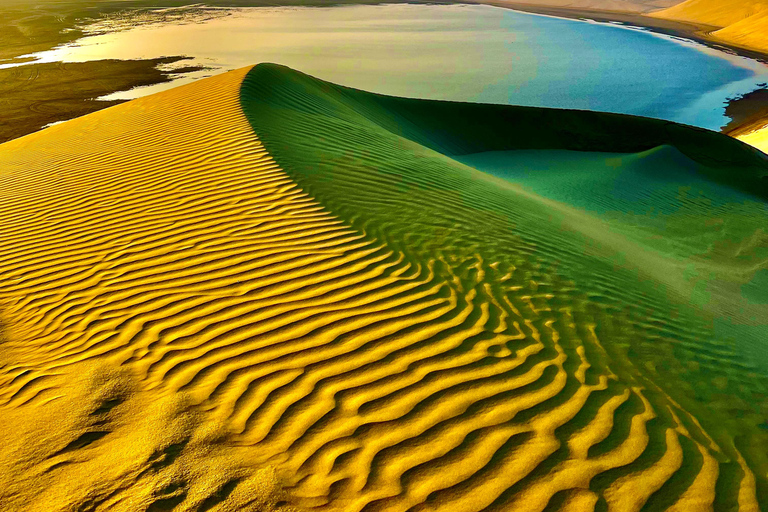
[8,4,768,131]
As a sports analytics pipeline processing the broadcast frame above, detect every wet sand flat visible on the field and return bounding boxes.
[0,57,203,143]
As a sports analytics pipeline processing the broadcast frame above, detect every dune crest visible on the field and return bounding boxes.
[0,65,334,511]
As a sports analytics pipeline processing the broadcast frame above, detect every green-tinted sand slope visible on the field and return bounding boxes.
[241,64,768,510]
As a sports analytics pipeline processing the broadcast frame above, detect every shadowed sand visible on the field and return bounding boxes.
[238,64,768,511]
[1,63,768,511]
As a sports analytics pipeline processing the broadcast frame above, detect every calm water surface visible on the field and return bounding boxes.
[8,4,768,130]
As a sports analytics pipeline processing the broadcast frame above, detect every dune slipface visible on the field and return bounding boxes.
[1,64,768,511]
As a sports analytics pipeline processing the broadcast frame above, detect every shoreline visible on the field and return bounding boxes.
[3,0,768,143]
[465,0,768,136]
[465,1,768,63]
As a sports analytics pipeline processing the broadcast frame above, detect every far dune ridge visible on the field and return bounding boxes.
[651,0,768,52]
[738,124,768,153]
[468,0,681,13]
[1,63,768,511]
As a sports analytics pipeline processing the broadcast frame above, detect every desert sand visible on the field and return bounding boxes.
[474,0,768,55]
[651,0,768,53]
[470,0,680,14]
[1,63,768,511]
[738,124,768,153]
[0,65,304,511]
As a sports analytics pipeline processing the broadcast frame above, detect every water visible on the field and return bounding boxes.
[6,3,768,131]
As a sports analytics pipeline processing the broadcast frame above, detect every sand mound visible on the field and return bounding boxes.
[738,125,768,154]
[1,63,768,511]
[467,0,681,14]
[0,66,312,511]
[651,0,768,53]
[240,64,768,510]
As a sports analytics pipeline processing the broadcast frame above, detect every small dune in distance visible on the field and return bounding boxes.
[652,0,768,54]
[1,61,768,511]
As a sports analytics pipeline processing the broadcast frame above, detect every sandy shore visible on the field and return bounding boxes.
[724,87,768,136]
[0,57,204,144]
[469,0,768,61]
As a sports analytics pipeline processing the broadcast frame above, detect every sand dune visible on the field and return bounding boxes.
[1,64,768,511]
[239,64,768,511]
[0,66,317,511]
[738,125,768,154]
[652,0,768,26]
[651,0,768,53]
[470,0,681,14]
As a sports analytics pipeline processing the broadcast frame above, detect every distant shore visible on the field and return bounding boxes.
[2,0,768,142]
[467,1,768,62]
[467,0,768,136]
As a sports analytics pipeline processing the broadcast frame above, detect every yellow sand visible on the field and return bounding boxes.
[0,67,758,511]
[649,0,768,159]
[0,65,315,512]
[652,0,768,53]
[737,124,768,154]
[467,0,681,14]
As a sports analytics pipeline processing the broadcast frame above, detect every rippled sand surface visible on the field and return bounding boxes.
[0,66,306,511]
[1,63,768,511]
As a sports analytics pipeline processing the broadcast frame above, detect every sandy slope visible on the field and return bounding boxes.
[241,64,768,511]
[738,124,768,153]
[472,0,680,14]
[651,0,768,53]
[1,62,768,511]
[0,65,316,511]
[652,0,768,26]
